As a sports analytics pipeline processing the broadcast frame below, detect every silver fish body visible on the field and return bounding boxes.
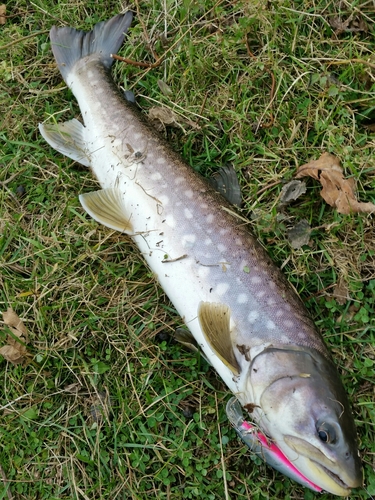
[39,13,362,495]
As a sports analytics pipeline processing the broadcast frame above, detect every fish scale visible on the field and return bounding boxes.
[39,12,362,496]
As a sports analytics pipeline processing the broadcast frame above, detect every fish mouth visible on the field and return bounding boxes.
[283,435,359,495]
[313,462,351,492]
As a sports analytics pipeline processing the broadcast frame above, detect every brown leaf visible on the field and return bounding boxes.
[329,15,368,35]
[3,308,28,343]
[0,344,27,364]
[149,106,179,126]
[287,219,311,249]
[0,308,29,365]
[333,277,349,305]
[296,152,375,214]
[0,4,5,25]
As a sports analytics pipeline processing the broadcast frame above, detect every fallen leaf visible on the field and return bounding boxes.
[0,308,29,364]
[329,15,368,35]
[0,4,5,25]
[157,80,173,96]
[3,308,28,342]
[296,152,375,214]
[279,180,307,206]
[333,277,349,305]
[149,106,179,127]
[0,344,26,364]
[287,219,311,249]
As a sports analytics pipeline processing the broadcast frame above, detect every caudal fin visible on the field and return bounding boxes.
[50,12,133,84]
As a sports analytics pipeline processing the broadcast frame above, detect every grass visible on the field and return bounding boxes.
[0,0,374,498]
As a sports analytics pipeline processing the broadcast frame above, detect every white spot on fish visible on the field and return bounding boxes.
[204,238,212,246]
[251,275,262,285]
[217,243,226,253]
[156,157,165,165]
[200,203,208,209]
[215,283,229,296]
[159,195,169,205]
[184,208,193,219]
[165,215,175,227]
[185,190,194,199]
[206,214,214,224]
[275,310,284,318]
[174,177,184,185]
[237,294,248,304]
[256,290,266,299]
[198,266,210,279]
[267,298,275,306]
[248,310,259,323]
[134,133,143,140]
[284,320,295,328]
[151,172,162,181]
[220,228,229,236]
[235,238,243,246]
[266,320,276,330]
[182,234,196,248]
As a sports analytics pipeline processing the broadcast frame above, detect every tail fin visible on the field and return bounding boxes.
[50,12,133,84]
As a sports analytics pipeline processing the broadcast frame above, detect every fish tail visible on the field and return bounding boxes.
[49,12,133,84]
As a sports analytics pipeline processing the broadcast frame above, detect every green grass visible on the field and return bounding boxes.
[1,0,375,498]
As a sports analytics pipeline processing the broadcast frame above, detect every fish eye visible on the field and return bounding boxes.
[317,422,337,444]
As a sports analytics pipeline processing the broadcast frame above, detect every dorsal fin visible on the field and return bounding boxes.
[198,302,240,375]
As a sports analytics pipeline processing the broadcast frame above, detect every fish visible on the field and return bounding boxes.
[39,12,362,495]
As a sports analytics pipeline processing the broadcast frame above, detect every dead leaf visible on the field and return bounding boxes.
[296,152,375,215]
[287,219,311,249]
[279,180,306,206]
[0,308,29,364]
[333,277,349,305]
[157,80,173,96]
[0,344,27,364]
[148,106,200,132]
[3,308,28,342]
[149,106,179,126]
[0,5,5,25]
[329,15,368,35]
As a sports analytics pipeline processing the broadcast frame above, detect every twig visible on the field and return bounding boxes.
[112,0,226,71]
[0,170,24,186]
[256,179,282,196]
[111,53,163,69]
[0,30,49,50]
[327,58,375,71]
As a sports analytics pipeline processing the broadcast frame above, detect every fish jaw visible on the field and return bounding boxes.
[226,397,323,492]
[244,346,362,495]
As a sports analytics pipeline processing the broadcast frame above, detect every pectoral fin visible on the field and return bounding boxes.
[174,328,210,364]
[39,119,91,167]
[198,302,240,375]
[79,188,133,233]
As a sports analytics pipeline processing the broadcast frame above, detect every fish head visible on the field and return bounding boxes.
[247,346,362,495]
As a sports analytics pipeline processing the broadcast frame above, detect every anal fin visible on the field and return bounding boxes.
[79,188,133,233]
[198,301,240,375]
[39,119,91,167]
